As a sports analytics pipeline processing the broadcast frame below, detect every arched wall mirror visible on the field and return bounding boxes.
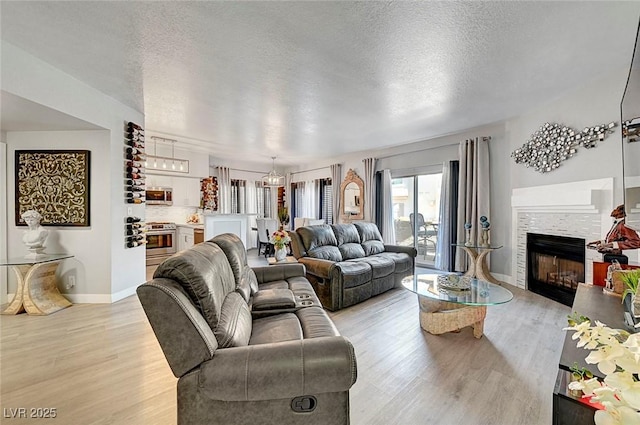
[340,169,364,221]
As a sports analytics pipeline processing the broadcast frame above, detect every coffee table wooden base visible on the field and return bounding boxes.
[418,295,487,339]
[2,262,71,316]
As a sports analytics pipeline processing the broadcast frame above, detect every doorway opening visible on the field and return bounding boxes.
[391,173,443,268]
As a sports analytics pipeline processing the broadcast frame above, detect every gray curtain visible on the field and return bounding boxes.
[381,169,396,243]
[455,137,491,271]
[330,163,342,224]
[435,161,453,270]
[362,157,376,222]
[216,166,231,214]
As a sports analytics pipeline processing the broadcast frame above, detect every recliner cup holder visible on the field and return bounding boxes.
[298,294,311,299]
[300,300,313,306]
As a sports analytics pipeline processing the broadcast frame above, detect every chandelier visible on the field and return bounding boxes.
[261,156,285,187]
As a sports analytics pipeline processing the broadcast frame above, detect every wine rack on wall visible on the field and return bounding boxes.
[125,216,145,248]
[125,121,146,205]
[125,121,146,249]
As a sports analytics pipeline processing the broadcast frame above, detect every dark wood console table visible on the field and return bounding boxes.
[553,283,627,425]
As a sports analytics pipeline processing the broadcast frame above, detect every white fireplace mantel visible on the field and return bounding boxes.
[510,178,614,289]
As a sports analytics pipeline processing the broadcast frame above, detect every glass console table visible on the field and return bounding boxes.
[402,274,513,338]
[453,243,503,285]
[1,254,73,315]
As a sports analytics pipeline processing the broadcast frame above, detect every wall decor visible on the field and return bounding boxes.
[15,150,91,226]
[511,121,617,173]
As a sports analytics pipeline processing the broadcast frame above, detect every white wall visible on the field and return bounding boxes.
[6,131,112,299]
[0,137,7,305]
[2,41,145,302]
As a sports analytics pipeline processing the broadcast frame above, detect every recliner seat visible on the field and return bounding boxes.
[137,233,357,425]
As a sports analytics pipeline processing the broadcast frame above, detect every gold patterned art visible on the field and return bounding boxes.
[15,150,91,226]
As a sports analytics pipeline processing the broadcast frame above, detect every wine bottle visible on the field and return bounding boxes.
[126,166,141,173]
[127,160,144,168]
[125,179,145,186]
[125,147,142,155]
[126,228,142,236]
[126,198,143,204]
[126,222,143,229]
[126,154,146,162]
[127,186,145,192]
[127,122,142,131]
[126,216,141,223]
[127,241,140,248]
[129,172,145,180]
[125,139,145,149]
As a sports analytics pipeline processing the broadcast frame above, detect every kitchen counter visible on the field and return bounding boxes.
[176,223,204,229]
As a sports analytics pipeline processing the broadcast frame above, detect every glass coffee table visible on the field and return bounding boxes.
[402,274,513,338]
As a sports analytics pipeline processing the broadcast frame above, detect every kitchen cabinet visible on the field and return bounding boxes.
[177,226,195,252]
[172,177,201,207]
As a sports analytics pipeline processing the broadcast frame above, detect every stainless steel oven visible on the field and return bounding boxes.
[146,222,177,266]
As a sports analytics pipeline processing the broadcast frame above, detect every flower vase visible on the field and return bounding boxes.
[275,246,287,262]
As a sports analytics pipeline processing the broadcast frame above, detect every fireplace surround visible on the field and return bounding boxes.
[527,233,585,306]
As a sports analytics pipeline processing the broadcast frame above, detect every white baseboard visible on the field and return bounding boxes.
[7,284,139,305]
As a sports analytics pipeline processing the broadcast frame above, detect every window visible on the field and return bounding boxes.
[256,183,272,218]
[230,179,246,214]
[291,178,332,224]
[320,178,333,224]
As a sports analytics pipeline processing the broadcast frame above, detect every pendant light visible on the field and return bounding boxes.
[261,156,285,187]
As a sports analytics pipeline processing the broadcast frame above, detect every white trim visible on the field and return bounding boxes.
[7,285,139,305]
[110,285,138,303]
[511,178,614,290]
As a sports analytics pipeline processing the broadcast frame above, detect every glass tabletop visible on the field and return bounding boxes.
[401,273,513,306]
[0,254,73,266]
[453,243,503,250]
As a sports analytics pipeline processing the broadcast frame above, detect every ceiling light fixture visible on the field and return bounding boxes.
[261,156,285,187]
[147,136,190,174]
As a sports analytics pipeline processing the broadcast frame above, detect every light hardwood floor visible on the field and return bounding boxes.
[1,253,570,425]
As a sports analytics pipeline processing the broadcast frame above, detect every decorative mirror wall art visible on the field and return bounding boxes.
[511,121,617,173]
[15,150,91,226]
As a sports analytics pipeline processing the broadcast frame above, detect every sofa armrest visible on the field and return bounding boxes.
[297,257,335,279]
[384,244,418,258]
[252,264,307,284]
[137,278,218,378]
[198,336,357,401]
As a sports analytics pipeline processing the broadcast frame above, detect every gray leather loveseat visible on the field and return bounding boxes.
[137,233,357,425]
[289,222,417,311]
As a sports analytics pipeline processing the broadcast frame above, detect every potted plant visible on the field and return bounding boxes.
[620,269,640,316]
[277,207,290,230]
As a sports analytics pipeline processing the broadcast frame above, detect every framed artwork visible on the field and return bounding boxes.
[15,150,91,226]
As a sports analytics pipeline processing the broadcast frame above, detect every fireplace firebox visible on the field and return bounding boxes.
[527,233,585,306]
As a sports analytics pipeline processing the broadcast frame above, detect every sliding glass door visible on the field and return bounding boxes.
[391,173,442,268]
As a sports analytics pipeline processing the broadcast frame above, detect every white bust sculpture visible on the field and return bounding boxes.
[22,210,48,257]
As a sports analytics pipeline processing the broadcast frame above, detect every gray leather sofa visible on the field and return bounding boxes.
[289,222,417,311]
[137,233,357,425]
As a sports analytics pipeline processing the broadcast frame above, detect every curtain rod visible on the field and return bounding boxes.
[374,136,491,161]
[290,165,330,175]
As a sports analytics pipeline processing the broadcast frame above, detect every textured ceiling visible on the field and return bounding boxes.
[2,1,640,165]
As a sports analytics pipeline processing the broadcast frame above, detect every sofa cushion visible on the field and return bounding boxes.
[308,245,343,262]
[212,233,259,302]
[339,242,366,260]
[350,256,395,278]
[153,242,236,330]
[296,306,340,338]
[354,222,385,255]
[249,313,303,345]
[333,261,372,289]
[354,222,384,242]
[298,224,338,251]
[331,223,361,245]
[215,292,252,348]
[362,240,385,256]
[376,252,413,273]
